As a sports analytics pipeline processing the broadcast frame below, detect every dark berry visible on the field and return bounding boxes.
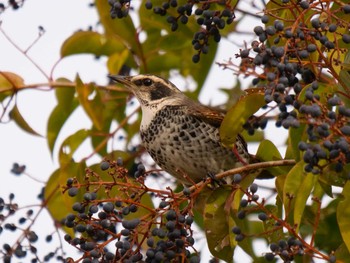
[232,226,241,234]
[261,15,269,24]
[278,239,288,249]
[300,1,310,9]
[192,54,200,63]
[233,173,242,183]
[340,126,350,136]
[100,161,110,171]
[273,47,285,58]
[103,202,114,213]
[240,199,248,207]
[237,210,246,219]
[254,26,264,36]
[343,4,350,14]
[122,206,130,215]
[270,243,279,252]
[325,41,335,49]
[195,8,202,15]
[166,209,177,221]
[266,26,276,35]
[343,34,350,44]
[258,212,268,221]
[274,20,284,31]
[311,18,320,29]
[307,44,317,52]
[120,229,130,236]
[180,15,188,24]
[185,216,194,225]
[250,183,258,193]
[265,253,275,261]
[240,49,249,58]
[159,201,169,208]
[299,50,309,58]
[66,178,74,186]
[235,234,245,241]
[68,187,79,197]
[89,205,98,214]
[284,29,293,38]
[328,24,337,32]
[252,194,259,201]
[171,22,178,31]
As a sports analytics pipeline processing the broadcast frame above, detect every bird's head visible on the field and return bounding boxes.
[109,74,187,128]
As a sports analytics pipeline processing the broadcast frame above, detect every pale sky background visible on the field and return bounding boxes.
[0,0,290,262]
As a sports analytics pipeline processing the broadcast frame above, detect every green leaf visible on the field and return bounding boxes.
[339,51,350,93]
[146,54,183,73]
[90,124,110,158]
[220,91,266,146]
[319,163,348,189]
[0,71,24,92]
[255,140,287,176]
[241,129,264,142]
[204,187,236,262]
[45,161,86,236]
[335,243,350,262]
[58,129,89,166]
[256,140,282,160]
[299,82,337,104]
[337,181,350,252]
[107,49,130,74]
[60,31,125,58]
[9,105,42,136]
[283,161,316,230]
[47,79,78,154]
[75,75,104,130]
[285,124,307,161]
[44,168,74,236]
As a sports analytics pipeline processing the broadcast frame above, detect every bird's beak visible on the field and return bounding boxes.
[108,74,131,85]
[108,75,135,101]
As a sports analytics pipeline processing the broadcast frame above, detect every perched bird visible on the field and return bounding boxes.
[109,74,267,185]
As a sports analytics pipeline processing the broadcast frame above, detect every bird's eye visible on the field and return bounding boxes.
[143,78,153,86]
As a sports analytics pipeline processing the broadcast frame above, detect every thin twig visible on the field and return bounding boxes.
[0,27,49,80]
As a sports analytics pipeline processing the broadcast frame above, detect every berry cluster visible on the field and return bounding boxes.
[108,0,131,18]
[145,209,197,262]
[235,2,350,132]
[61,159,199,262]
[229,2,350,174]
[147,1,235,63]
[231,176,337,262]
[264,238,304,262]
[0,193,65,262]
[108,0,236,63]
[10,162,26,175]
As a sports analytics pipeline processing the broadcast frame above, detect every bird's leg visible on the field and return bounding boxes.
[232,145,249,165]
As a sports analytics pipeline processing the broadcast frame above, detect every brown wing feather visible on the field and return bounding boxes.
[186,103,248,151]
[187,104,225,128]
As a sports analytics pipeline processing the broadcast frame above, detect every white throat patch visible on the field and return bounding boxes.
[140,104,160,130]
[139,97,178,130]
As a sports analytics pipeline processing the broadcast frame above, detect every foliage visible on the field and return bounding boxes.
[1,0,350,262]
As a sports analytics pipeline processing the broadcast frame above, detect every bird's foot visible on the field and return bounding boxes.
[206,172,226,187]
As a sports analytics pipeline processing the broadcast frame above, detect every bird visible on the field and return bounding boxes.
[109,74,268,185]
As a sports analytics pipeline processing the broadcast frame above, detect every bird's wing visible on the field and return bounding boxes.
[186,103,248,151]
[187,104,225,128]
